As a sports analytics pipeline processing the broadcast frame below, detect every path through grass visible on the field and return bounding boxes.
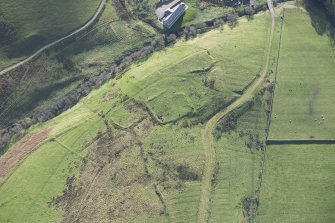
[197,1,276,221]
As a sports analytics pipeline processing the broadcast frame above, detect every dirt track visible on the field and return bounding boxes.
[196,1,276,222]
[0,128,51,178]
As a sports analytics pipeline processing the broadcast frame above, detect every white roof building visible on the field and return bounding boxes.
[162,3,187,29]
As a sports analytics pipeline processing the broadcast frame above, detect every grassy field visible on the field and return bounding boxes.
[268,7,335,140]
[258,144,335,223]
[142,124,205,223]
[209,96,267,222]
[0,0,100,69]
[258,6,335,222]
[0,12,272,222]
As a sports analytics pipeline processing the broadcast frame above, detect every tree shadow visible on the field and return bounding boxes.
[304,0,335,47]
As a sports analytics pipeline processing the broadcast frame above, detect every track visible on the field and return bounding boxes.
[0,0,106,76]
[196,1,276,222]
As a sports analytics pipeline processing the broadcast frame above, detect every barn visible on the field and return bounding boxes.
[156,0,188,29]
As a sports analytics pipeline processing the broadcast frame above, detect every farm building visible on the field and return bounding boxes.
[156,0,188,29]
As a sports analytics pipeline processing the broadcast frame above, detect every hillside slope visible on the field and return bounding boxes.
[0,0,101,69]
[0,12,271,222]
[0,0,157,131]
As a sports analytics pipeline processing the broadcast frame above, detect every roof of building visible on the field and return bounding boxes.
[163,3,187,29]
[155,0,182,19]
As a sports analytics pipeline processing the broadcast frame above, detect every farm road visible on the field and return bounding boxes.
[0,0,106,76]
[196,1,276,222]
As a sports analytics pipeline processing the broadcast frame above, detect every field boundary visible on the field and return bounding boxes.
[265,8,285,141]
[266,139,335,145]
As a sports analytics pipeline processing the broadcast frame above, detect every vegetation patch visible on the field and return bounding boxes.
[242,195,259,222]
[213,100,254,139]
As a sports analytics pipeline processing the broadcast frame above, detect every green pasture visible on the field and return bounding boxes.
[0,0,100,39]
[268,7,335,140]
[258,144,335,223]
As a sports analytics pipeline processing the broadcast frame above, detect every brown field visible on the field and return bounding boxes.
[0,128,51,178]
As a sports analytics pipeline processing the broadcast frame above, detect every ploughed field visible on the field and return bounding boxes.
[268,8,335,140]
[0,13,271,223]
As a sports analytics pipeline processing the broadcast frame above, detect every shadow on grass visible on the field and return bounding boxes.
[304,0,335,47]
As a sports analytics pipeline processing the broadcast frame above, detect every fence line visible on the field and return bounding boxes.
[265,8,285,140]
[266,139,335,145]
